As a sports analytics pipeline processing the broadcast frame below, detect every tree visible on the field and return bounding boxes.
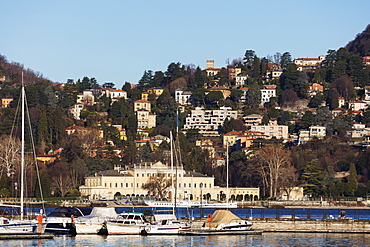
[301,159,323,197]
[331,75,355,101]
[206,91,224,106]
[192,88,207,106]
[102,82,115,88]
[327,88,340,110]
[280,52,292,69]
[281,90,298,107]
[193,67,208,89]
[308,93,325,108]
[142,173,171,199]
[255,145,292,198]
[169,77,187,95]
[0,135,21,177]
[347,163,358,195]
[243,50,255,67]
[138,70,153,89]
[229,89,243,103]
[252,56,261,79]
[314,107,332,127]
[246,82,261,107]
[48,162,73,197]
[164,62,184,87]
[273,52,282,64]
[279,164,298,200]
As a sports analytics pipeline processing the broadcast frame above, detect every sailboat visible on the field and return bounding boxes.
[142,131,191,235]
[0,78,44,234]
[146,135,237,209]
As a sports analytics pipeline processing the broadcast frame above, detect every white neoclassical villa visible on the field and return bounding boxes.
[79,161,259,202]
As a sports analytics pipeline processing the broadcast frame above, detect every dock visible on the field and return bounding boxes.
[0,233,54,240]
[179,229,263,235]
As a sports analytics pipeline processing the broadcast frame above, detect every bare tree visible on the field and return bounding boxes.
[75,128,103,156]
[142,173,172,199]
[279,164,298,200]
[48,162,73,197]
[0,135,21,177]
[255,145,292,198]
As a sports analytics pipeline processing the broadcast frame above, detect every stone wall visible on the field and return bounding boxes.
[251,218,370,233]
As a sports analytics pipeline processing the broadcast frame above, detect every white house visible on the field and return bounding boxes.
[348,100,367,111]
[68,103,84,120]
[175,90,192,105]
[261,85,277,105]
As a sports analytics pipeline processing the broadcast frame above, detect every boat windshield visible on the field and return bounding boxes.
[47,207,84,217]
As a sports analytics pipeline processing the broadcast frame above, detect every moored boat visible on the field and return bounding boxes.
[75,207,117,234]
[201,210,253,231]
[44,207,87,235]
[141,214,191,235]
[100,212,149,235]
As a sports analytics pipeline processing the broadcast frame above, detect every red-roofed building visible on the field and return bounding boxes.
[238,87,249,103]
[223,130,242,147]
[134,99,151,112]
[348,100,367,111]
[294,56,325,72]
[309,83,324,96]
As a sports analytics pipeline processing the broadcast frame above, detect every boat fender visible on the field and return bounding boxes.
[71,215,75,222]
[207,214,212,222]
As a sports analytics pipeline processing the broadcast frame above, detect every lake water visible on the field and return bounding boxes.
[3,233,370,247]
[25,206,370,220]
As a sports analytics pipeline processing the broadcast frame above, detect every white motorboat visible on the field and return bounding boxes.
[101,212,149,235]
[200,210,253,231]
[146,200,238,208]
[44,207,87,235]
[141,214,191,235]
[75,207,117,234]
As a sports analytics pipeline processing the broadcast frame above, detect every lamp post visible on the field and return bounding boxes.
[200,182,203,218]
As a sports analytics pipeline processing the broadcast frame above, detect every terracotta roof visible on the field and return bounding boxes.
[262,85,277,89]
[224,131,242,136]
[295,58,321,61]
[134,99,150,103]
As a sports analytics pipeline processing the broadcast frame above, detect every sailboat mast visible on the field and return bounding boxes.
[20,79,25,220]
[170,131,175,212]
[226,142,229,205]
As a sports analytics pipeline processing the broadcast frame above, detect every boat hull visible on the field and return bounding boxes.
[75,222,103,234]
[104,222,146,235]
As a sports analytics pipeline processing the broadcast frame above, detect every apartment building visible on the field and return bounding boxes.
[250,124,289,140]
[183,107,238,136]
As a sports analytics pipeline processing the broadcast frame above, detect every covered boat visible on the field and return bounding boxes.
[201,210,253,231]
[75,207,117,234]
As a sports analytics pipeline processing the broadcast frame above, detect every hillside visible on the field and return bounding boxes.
[0,54,48,84]
[346,24,370,56]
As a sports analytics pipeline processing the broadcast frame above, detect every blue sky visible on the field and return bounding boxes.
[1,0,369,88]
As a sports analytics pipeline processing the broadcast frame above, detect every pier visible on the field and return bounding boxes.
[250,218,370,233]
